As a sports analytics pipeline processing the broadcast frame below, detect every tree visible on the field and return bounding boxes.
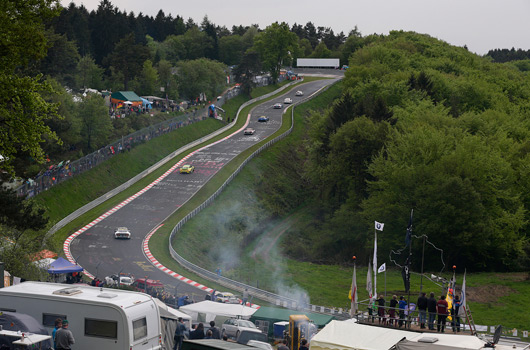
[177,58,226,100]
[219,35,244,65]
[253,22,298,83]
[138,60,159,95]
[157,60,178,100]
[104,33,150,90]
[234,51,262,95]
[78,94,112,152]
[76,55,104,90]
[0,0,62,176]
[39,29,80,86]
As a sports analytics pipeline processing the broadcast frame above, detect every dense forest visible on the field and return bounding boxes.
[2,0,530,276]
[255,32,530,272]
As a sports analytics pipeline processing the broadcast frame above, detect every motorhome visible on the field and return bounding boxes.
[0,281,163,350]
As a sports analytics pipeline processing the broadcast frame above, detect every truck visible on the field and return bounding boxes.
[0,281,163,350]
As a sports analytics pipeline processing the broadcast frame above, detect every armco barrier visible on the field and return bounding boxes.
[168,78,349,318]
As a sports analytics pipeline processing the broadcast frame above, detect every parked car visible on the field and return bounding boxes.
[273,103,282,109]
[283,98,292,104]
[180,164,195,174]
[247,340,274,350]
[222,319,261,339]
[295,90,304,96]
[215,292,240,304]
[236,330,268,345]
[244,128,255,135]
[114,227,131,239]
[258,116,269,122]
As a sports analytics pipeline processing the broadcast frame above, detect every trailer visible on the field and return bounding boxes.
[0,281,163,350]
[296,58,340,68]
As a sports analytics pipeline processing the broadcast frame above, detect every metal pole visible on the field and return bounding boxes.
[420,235,425,292]
[384,269,387,298]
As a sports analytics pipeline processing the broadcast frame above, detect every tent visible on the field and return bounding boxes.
[310,320,499,350]
[250,306,335,338]
[179,301,258,324]
[0,312,52,349]
[141,97,153,109]
[110,91,142,107]
[155,298,192,350]
[47,257,83,274]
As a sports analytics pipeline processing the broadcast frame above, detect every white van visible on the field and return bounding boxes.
[0,281,162,350]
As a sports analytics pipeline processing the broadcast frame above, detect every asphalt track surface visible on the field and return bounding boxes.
[67,76,341,300]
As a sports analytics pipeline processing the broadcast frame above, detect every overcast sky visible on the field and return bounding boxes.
[60,0,530,55]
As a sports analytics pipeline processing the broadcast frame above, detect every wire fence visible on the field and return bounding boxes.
[16,90,245,199]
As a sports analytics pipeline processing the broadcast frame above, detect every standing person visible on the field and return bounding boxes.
[190,323,205,340]
[278,339,289,350]
[452,295,462,332]
[417,292,428,329]
[174,318,187,350]
[398,296,407,328]
[389,295,398,326]
[299,339,309,350]
[376,295,386,325]
[436,295,449,333]
[52,318,62,350]
[242,289,249,305]
[427,292,437,330]
[208,321,221,339]
[55,320,75,350]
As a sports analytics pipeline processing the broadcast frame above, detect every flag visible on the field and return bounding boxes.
[405,209,413,246]
[458,270,467,317]
[373,231,378,298]
[402,255,411,292]
[446,269,456,321]
[378,263,386,273]
[375,221,384,231]
[349,263,358,316]
[366,260,373,302]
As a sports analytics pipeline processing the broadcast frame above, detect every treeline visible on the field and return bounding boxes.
[259,31,530,271]
[487,48,530,63]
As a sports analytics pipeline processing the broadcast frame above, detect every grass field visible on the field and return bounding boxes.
[38,79,530,336]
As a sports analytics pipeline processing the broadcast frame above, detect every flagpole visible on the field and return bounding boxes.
[373,228,377,299]
[420,235,425,292]
[384,269,387,298]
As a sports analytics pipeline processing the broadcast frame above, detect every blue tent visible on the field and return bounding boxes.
[47,257,83,274]
[141,97,153,109]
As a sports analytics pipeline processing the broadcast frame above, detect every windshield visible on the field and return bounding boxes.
[239,320,256,328]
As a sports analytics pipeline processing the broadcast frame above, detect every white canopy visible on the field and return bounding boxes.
[179,301,258,323]
[310,321,490,350]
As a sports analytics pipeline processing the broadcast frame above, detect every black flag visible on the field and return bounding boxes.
[405,209,413,246]
[401,255,411,292]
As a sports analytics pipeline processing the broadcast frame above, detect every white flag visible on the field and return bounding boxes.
[378,263,386,273]
[366,260,373,302]
[458,270,467,317]
[350,263,358,316]
[375,221,384,231]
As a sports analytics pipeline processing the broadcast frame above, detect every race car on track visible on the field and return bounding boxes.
[284,98,292,104]
[258,116,269,122]
[114,227,131,239]
[179,164,195,174]
[295,90,304,96]
[273,103,282,109]
[244,128,255,135]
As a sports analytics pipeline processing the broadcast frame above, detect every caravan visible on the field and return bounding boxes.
[0,281,162,350]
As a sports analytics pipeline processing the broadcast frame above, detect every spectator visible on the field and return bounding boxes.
[278,339,289,350]
[436,295,449,333]
[376,295,386,325]
[52,318,62,350]
[208,321,221,339]
[427,292,437,330]
[417,292,428,329]
[190,323,205,340]
[299,339,309,350]
[389,295,398,326]
[55,320,75,350]
[174,318,186,350]
[398,296,407,328]
[205,330,213,339]
[242,289,249,305]
[452,295,462,332]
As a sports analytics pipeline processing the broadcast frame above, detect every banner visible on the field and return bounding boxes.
[349,263,358,316]
[402,256,411,292]
[375,221,384,231]
[458,270,467,317]
[366,260,373,302]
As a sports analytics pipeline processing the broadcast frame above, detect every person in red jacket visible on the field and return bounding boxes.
[436,295,449,332]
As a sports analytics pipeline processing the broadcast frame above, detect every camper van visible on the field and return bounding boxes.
[0,281,163,350]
